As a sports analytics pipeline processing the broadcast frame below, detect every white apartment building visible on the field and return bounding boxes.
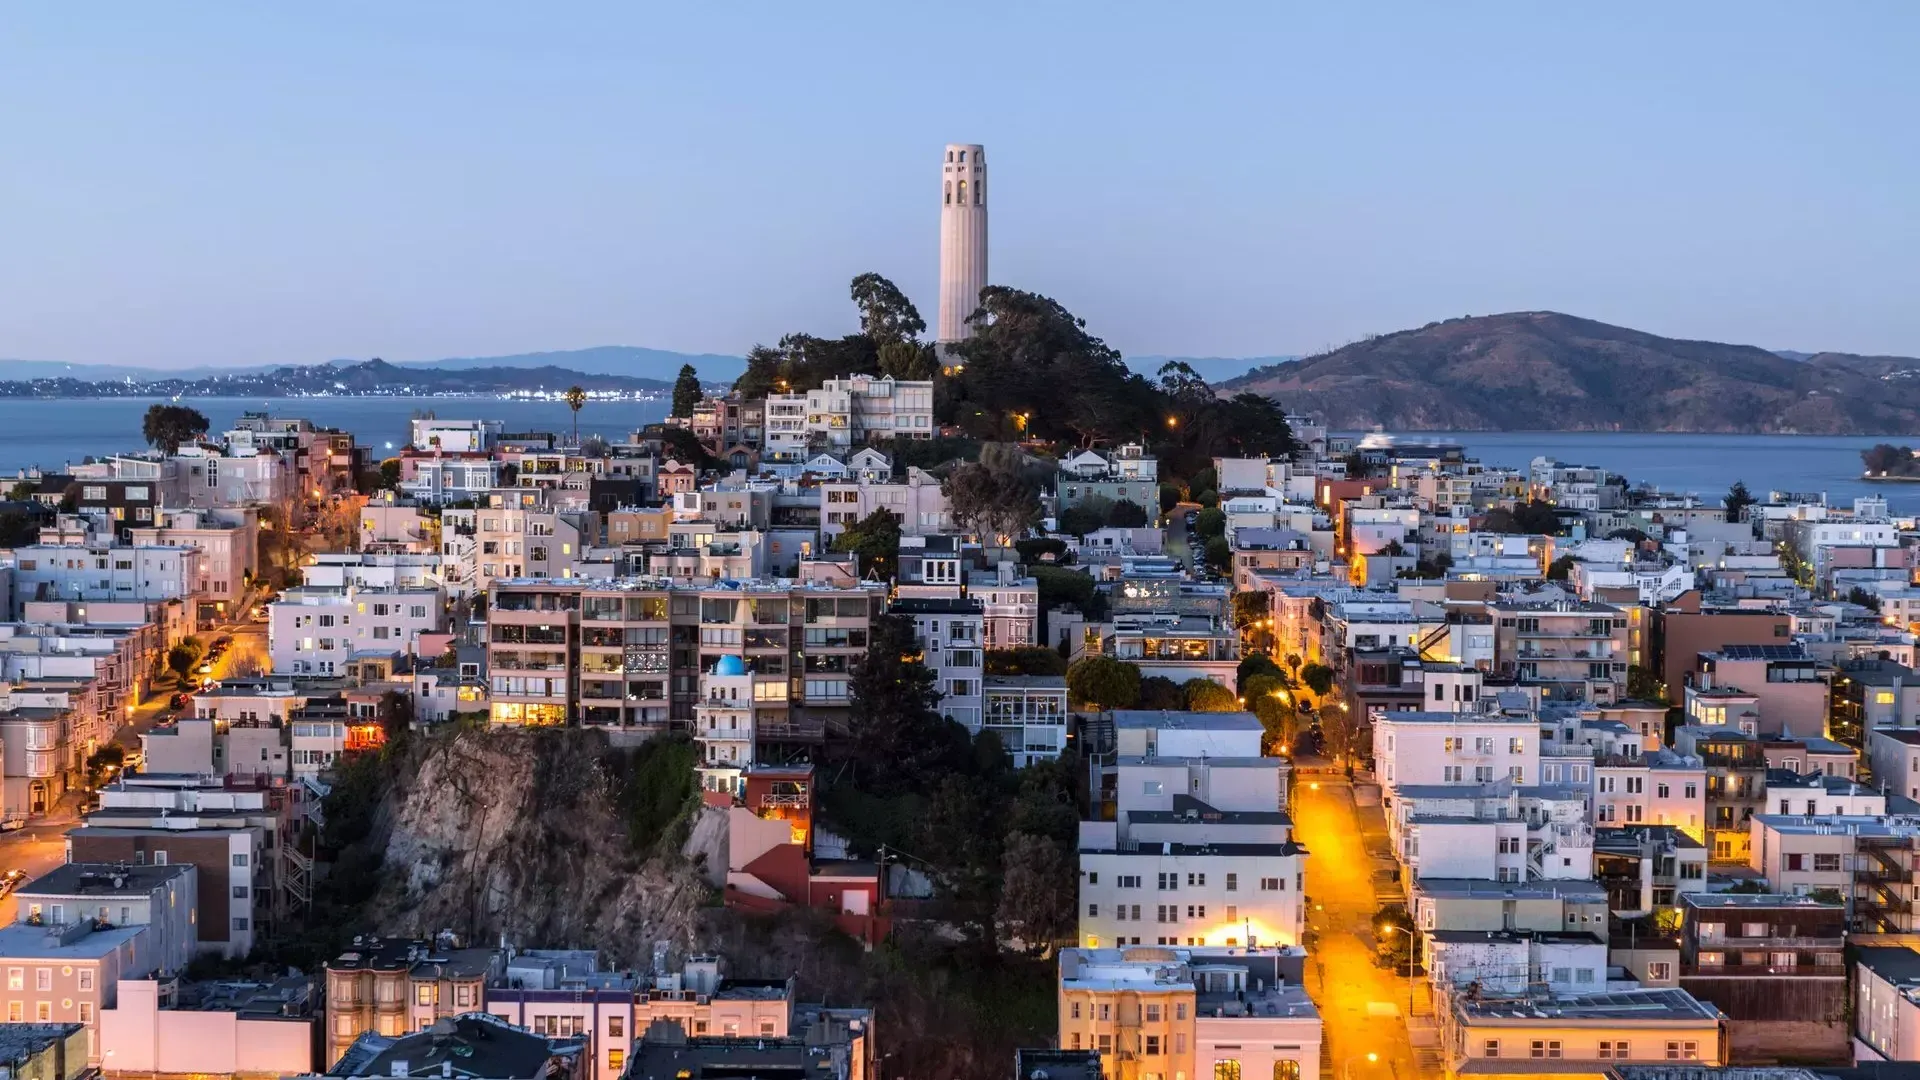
[693,657,759,783]
[1854,946,1920,1062]
[267,586,445,675]
[400,454,501,505]
[127,506,258,607]
[302,552,445,591]
[892,596,982,732]
[763,395,810,463]
[982,676,1067,768]
[439,505,593,594]
[818,469,952,540]
[1376,708,1541,793]
[8,541,195,623]
[971,565,1038,648]
[1427,930,1612,997]
[1080,712,1304,950]
[410,418,501,453]
[1870,729,1920,802]
[170,446,297,509]
[777,375,934,452]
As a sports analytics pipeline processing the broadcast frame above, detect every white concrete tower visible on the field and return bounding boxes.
[937,143,988,343]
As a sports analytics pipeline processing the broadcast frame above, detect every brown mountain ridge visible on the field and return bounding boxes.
[1217,311,1920,434]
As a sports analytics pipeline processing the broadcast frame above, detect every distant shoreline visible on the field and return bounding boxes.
[1862,473,1920,483]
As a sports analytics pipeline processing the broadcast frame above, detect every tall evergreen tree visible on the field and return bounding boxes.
[671,364,702,418]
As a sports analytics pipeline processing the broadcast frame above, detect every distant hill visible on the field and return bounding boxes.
[397,346,744,382]
[1218,312,1920,434]
[0,345,744,385]
[0,358,673,400]
[1127,354,1298,384]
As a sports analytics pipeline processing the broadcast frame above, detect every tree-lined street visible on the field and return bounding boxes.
[1294,770,1423,1080]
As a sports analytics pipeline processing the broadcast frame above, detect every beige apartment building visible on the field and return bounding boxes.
[1057,947,1320,1080]
[1442,987,1726,1078]
[322,937,500,1068]
[486,577,885,735]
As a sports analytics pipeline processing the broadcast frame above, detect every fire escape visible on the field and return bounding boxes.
[1855,834,1918,933]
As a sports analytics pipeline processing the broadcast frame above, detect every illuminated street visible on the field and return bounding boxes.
[1294,770,1425,1080]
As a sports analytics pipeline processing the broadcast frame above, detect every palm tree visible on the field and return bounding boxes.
[563,386,587,447]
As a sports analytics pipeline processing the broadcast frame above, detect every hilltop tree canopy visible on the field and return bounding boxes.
[142,404,210,455]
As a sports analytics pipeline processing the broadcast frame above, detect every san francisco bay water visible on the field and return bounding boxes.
[0,400,1911,514]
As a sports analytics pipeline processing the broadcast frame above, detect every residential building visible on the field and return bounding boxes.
[322,936,503,1067]
[1229,528,1314,591]
[972,564,1039,649]
[1489,598,1632,704]
[127,506,259,618]
[1426,929,1610,997]
[1056,946,1320,1080]
[768,375,934,452]
[485,577,884,735]
[1441,987,1725,1075]
[1593,826,1709,916]
[891,596,983,732]
[268,586,445,676]
[170,446,298,509]
[0,922,154,1064]
[67,782,272,960]
[483,951,814,1080]
[1658,593,1792,707]
[715,765,886,946]
[1409,878,1611,940]
[1375,708,1540,794]
[100,975,316,1079]
[1079,712,1304,950]
[1869,728,1920,801]
[0,1025,87,1080]
[8,539,194,615]
[1672,726,1769,864]
[319,1012,584,1080]
[1691,645,1830,738]
[1678,893,1847,1063]
[624,1017,870,1080]
[1852,945,1920,1063]
[1592,746,1707,839]
[982,675,1068,768]
[12,863,197,977]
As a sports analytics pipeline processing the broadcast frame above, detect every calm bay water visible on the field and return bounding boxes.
[1400,431,1920,515]
[0,397,670,474]
[0,400,1908,515]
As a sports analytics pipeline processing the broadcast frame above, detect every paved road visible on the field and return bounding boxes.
[0,828,73,924]
[1295,774,1424,1080]
[116,622,269,751]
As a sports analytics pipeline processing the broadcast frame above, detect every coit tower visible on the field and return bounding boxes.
[937,143,988,343]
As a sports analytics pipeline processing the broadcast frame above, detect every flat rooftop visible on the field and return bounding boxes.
[1112,710,1261,731]
[15,862,192,898]
[1457,987,1720,1023]
[1412,878,1607,902]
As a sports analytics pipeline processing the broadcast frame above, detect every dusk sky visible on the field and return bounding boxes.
[3,4,1916,370]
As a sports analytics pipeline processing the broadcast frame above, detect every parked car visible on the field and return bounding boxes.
[0,820,24,836]
[168,692,191,710]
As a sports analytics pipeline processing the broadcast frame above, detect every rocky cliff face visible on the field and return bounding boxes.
[362,729,711,967]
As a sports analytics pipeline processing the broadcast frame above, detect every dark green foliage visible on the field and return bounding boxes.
[1066,655,1141,710]
[1137,676,1184,710]
[167,639,204,682]
[142,403,210,454]
[985,647,1068,677]
[1237,652,1284,689]
[654,425,718,470]
[1194,507,1226,539]
[1626,665,1665,702]
[1607,527,1651,544]
[1031,565,1098,615]
[0,509,39,547]
[1183,678,1237,712]
[607,735,699,857]
[1054,501,1106,538]
[1300,662,1336,698]
[1725,479,1758,523]
[1482,499,1564,535]
[1013,537,1069,565]
[945,461,1042,542]
[1849,586,1882,612]
[671,364,702,418]
[839,615,974,794]
[1106,499,1149,528]
[832,508,903,579]
[893,435,983,474]
[1203,535,1231,573]
[1159,484,1183,514]
[1547,554,1577,580]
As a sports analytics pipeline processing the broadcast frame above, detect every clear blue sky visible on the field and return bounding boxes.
[2,3,1916,370]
